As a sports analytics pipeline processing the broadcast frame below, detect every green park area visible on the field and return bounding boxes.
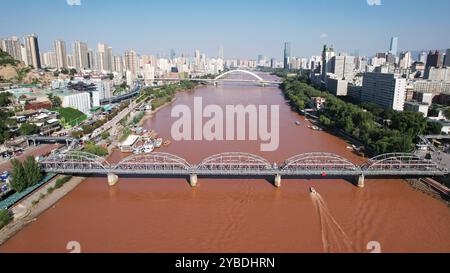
[53,107,87,127]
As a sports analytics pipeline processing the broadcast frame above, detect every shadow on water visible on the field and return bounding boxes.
[64,173,362,188]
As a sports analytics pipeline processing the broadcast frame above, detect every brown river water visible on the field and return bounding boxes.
[1,73,449,253]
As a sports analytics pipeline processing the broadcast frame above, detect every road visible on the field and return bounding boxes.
[91,100,143,140]
[0,144,61,173]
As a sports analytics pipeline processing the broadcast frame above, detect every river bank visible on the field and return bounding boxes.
[137,85,200,127]
[1,74,449,253]
[0,175,85,246]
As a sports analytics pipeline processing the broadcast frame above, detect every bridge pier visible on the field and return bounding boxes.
[214,81,218,87]
[189,174,198,187]
[357,174,365,188]
[274,174,282,188]
[107,173,119,187]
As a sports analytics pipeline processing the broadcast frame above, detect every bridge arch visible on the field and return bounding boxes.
[281,153,357,171]
[114,152,191,172]
[197,152,272,172]
[39,151,109,171]
[363,153,441,171]
[215,70,264,82]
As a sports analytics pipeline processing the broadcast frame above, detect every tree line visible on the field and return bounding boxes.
[282,73,441,155]
[10,156,43,193]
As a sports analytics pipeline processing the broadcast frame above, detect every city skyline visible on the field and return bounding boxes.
[1,0,450,59]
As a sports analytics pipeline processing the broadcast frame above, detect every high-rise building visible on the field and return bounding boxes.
[361,72,406,111]
[143,64,155,83]
[329,54,355,80]
[419,51,427,64]
[321,44,335,81]
[283,42,291,69]
[54,40,67,69]
[399,51,412,69]
[195,49,201,66]
[114,55,124,75]
[124,50,138,75]
[87,49,95,69]
[270,58,277,68]
[97,43,113,72]
[73,41,89,70]
[24,34,41,69]
[218,46,224,60]
[444,49,450,67]
[389,37,398,56]
[41,51,57,68]
[425,50,444,78]
[67,54,74,68]
[169,49,176,60]
[426,50,444,69]
[20,44,27,64]
[1,36,22,61]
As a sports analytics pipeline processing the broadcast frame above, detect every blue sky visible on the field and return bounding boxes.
[1,0,449,59]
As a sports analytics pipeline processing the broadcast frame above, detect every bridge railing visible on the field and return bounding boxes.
[362,153,443,172]
[39,151,447,176]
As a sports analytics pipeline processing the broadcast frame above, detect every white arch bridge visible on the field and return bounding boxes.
[156,69,282,86]
[39,151,448,188]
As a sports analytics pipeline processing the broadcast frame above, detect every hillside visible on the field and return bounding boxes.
[0,49,49,84]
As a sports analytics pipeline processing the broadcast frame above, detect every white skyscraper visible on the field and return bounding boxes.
[399,51,412,69]
[143,64,155,83]
[73,41,89,70]
[114,55,124,75]
[124,50,138,75]
[41,51,57,68]
[330,54,355,80]
[54,40,67,69]
[97,43,113,72]
[361,72,406,111]
[218,46,224,60]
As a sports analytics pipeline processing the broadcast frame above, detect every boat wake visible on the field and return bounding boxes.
[310,189,354,253]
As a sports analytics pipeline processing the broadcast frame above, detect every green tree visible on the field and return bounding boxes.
[10,159,27,192]
[84,142,108,156]
[319,115,333,128]
[101,132,110,140]
[24,156,42,187]
[82,125,94,134]
[425,121,443,135]
[0,92,12,107]
[0,209,12,229]
[48,94,62,108]
[444,107,450,120]
[20,123,39,136]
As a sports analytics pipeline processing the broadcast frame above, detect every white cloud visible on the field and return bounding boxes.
[367,0,382,6]
[66,0,81,6]
[320,33,328,39]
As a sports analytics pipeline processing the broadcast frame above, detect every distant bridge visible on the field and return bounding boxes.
[26,135,78,147]
[155,69,282,86]
[39,151,448,188]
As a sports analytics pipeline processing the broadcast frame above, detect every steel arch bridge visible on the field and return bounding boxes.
[113,152,192,175]
[215,70,265,82]
[196,152,273,175]
[40,151,110,174]
[281,153,358,175]
[39,151,448,186]
[362,153,442,175]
